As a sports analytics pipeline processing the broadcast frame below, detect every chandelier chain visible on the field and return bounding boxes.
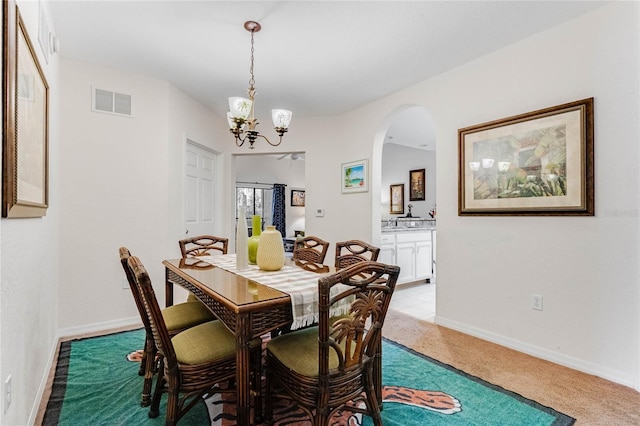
[248,30,256,93]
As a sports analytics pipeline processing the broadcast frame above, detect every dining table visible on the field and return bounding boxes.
[162,254,383,426]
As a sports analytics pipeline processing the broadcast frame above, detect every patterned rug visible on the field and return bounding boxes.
[42,329,575,425]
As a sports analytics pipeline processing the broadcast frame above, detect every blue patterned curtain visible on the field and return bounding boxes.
[272,184,286,236]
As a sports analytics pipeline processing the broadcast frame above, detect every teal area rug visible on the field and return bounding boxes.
[43,329,575,425]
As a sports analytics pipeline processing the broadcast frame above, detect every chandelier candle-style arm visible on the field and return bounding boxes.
[227,21,292,149]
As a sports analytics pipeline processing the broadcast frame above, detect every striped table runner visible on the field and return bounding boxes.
[198,254,350,330]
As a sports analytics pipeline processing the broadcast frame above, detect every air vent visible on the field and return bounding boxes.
[92,87,132,117]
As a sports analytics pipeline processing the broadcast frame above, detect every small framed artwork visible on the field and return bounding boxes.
[3,1,50,218]
[390,184,404,215]
[291,189,305,207]
[341,159,368,193]
[409,169,426,201]
[458,98,594,216]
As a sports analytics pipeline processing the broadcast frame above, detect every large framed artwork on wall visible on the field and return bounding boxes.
[458,98,594,216]
[3,0,50,218]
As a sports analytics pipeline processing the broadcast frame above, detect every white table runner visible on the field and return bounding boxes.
[197,254,350,330]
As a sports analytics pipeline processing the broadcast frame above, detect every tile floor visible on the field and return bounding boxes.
[389,279,436,322]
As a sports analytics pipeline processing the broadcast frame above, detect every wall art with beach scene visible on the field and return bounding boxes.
[341,159,369,193]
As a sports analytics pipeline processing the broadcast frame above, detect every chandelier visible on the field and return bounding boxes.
[227,21,292,149]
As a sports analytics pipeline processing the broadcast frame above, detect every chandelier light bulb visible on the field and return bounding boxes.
[272,109,292,128]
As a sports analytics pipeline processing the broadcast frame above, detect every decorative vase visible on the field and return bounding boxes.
[248,215,262,264]
[256,226,285,271]
[236,209,249,270]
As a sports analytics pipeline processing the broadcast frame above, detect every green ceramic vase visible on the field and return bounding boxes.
[248,215,262,264]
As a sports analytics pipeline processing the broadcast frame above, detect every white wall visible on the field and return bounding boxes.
[308,3,639,388]
[1,2,61,424]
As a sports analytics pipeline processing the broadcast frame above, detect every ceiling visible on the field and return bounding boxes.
[47,1,607,150]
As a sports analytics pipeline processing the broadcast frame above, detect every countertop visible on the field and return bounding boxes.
[381,226,435,233]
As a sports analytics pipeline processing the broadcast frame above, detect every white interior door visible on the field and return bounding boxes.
[184,141,217,237]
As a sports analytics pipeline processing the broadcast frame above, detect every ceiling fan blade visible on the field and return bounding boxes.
[277,154,288,160]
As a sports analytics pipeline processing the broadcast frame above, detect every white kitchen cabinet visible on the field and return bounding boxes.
[392,231,433,284]
[379,234,396,265]
[415,239,432,281]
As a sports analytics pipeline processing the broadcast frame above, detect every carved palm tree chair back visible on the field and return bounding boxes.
[334,240,380,269]
[119,248,215,407]
[293,235,330,264]
[128,255,262,425]
[265,261,400,426]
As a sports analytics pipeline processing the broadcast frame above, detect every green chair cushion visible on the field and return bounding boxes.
[172,321,263,365]
[267,326,346,377]
[162,301,215,332]
[172,321,236,365]
[186,293,198,303]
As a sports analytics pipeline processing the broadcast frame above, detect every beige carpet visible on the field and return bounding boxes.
[383,309,640,426]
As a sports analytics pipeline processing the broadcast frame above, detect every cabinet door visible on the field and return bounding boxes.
[415,240,432,280]
[379,244,396,266]
[396,242,416,284]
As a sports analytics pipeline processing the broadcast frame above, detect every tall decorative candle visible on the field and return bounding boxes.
[248,215,262,264]
[236,209,249,270]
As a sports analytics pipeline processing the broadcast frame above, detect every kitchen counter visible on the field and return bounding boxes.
[381,226,435,233]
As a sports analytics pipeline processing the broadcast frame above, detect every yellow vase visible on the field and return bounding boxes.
[256,226,285,271]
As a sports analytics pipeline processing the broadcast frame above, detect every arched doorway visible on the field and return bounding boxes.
[372,105,437,322]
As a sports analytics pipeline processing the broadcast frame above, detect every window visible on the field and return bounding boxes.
[236,185,273,235]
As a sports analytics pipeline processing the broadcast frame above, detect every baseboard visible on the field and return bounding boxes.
[58,316,141,340]
[434,315,638,391]
[28,334,61,426]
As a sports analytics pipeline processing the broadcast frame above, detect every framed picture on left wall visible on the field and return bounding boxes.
[2,0,50,218]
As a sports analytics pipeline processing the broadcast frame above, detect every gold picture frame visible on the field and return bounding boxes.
[390,184,404,215]
[458,98,594,216]
[3,0,50,218]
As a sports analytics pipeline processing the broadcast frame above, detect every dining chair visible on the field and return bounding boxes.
[179,235,228,258]
[118,247,216,407]
[179,235,228,301]
[127,254,263,425]
[292,235,330,263]
[334,240,381,269]
[264,261,401,426]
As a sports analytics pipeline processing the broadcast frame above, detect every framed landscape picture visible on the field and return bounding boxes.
[390,184,404,214]
[341,159,368,193]
[458,98,594,216]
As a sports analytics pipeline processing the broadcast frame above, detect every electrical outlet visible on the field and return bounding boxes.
[532,294,543,311]
[4,375,11,413]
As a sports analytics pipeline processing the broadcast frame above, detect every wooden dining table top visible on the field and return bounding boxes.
[162,256,334,314]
